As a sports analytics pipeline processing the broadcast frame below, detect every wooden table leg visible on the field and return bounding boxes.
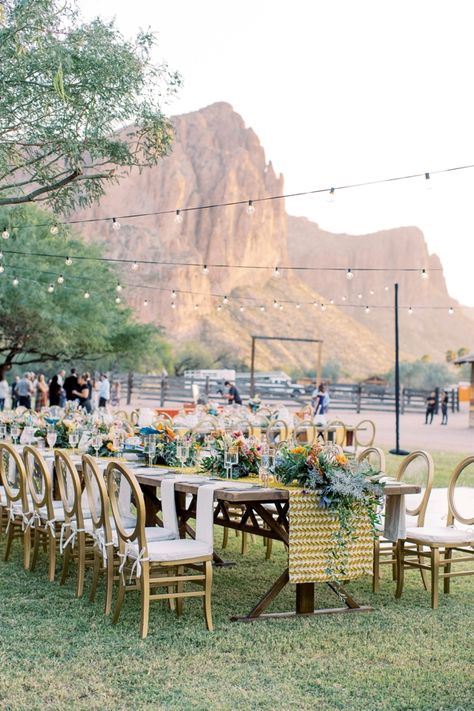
[296,583,315,614]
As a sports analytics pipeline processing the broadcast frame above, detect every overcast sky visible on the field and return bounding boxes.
[80,0,474,306]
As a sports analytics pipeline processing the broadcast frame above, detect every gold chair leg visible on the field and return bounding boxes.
[417,545,429,591]
[203,560,213,632]
[265,537,273,561]
[30,529,40,571]
[391,543,397,581]
[140,564,150,640]
[104,555,115,615]
[222,527,229,549]
[23,527,31,570]
[241,532,249,556]
[176,565,184,616]
[112,577,126,624]
[76,533,86,597]
[89,551,101,603]
[60,545,72,585]
[443,548,452,595]
[431,548,440,609]
[4,522,14,561]
[395,541,405,599]
[372,538,380,593]
[48,530,56,582]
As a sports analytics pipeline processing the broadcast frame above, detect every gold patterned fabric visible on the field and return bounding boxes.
[288,491,373,583]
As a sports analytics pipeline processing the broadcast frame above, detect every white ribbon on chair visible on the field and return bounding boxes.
[118,539,150,583]
[59,521,86,554]
[93,528,115,567]
[24,510,42,531]
[5,504,31,533]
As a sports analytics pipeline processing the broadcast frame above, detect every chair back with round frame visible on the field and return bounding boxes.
[357,447,386,473]
[354,419,376,450]
[265,419,289,445]
[397,450,434,526]
[327,420,347,447]
[294,424,317,446]
[447,455,474,528]
[0,442,31,568]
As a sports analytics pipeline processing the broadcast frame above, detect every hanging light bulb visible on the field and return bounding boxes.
[194,303,199,311]
[57,274,64,284]
[357,293,363,300]
[0,265,4,274]
[260,305,265,312]
[202,264,209,275]
[346,268,354,280]
[143,299,149,306]
[448,306,454,315]
[320,303,326,312]
[425,172,432,190]
[273,299,279,309]
[279,304,284,310]
[112,217,121,231]
[50,224,59,235]
[329,298,334,305]
[175,210,183,224]
[296,303,301,309]
[369,289,375,296]
[246,200,255,215]
[84,291,90,299]
[171,290,176,300]
[313,301,318,307]
[47,283,54,293]
[223,295,229,305]
[365,305,371,314]
[421,269,428,280]
[408,306,413,315]
[327,187,335,203]
[217,304,222,312]
[239,305,245,312]
[65,256,72,266]
[12,276,18,286]
[2,227,9,240]
[273,266,281,278]
[171,301,176,309]
[116,283,122,293]
[384,286,389,292]
[115,296,121,304]
[131,261,138,271]
[341,295,347,301]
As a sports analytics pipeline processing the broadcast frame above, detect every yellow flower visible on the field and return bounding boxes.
[106,442,117,452]
[291,446,307,455]
[336,454,348,466]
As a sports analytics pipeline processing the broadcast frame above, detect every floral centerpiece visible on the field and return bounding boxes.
[137,424,196,467]
[199,431,261,479]
[275,443,384,582]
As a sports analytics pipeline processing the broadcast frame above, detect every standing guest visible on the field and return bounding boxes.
[314,384,330,416]
[57,369,66,386]
[91,375,100,411]
[11,376,19,409]
[98,373,110,409]
[15,373,33,409]
[84,372,93,405]
[424,391,436,424]
[111,380,121,407]
[224,380,242,405]
[441,391,449,425]
[57,369,66,407]
[73,374,92,413]
[63,368,78,401]
[0,375,9,411]
[49,375,62,406]
[35,374,49,411]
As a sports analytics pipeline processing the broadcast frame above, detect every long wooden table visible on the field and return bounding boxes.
[135,471,420,622]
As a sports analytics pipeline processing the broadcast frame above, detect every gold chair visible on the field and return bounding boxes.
[372,450,434,593]
[396,456,474,608]
[265,419,289,446]
[0,443,32,569]
[354,419,376,451]
[107,462,214,638]
[23,445,66,581]
[55,450,95,597]
[294,424,317,446]
[357,447,386,472]
[326,420,347,447]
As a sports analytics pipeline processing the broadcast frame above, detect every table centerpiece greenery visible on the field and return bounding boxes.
[199,431,262,479]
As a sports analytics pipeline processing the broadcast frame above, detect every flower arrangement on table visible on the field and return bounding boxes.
[275,443,384,582]
[199,431,262,479]
[138,424,197,467]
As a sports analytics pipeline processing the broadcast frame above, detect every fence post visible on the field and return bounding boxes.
[356,383,362,414]
[160,373,165,407]
[126,371,133,406]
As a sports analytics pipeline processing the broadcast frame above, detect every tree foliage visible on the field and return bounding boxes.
[0,205,167,373]
[386,360,456,390]
[0,0,180,213]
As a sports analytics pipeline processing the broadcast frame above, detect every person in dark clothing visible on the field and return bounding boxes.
[441,391,449,425]
[425,391,436,424]
[224,380,242,405]
[49,375,62,406]
[73,374,92,413]
[63,368,78,401]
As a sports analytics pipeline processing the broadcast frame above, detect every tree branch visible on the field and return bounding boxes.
[0,169,81,205]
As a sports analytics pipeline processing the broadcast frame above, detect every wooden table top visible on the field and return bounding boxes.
[134,470,421,503]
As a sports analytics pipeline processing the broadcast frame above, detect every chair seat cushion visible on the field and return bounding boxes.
[113,526,175,546]
[129,538,212,562]
[405,526,474,545]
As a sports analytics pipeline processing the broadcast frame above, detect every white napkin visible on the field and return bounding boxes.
[383,494,406,542]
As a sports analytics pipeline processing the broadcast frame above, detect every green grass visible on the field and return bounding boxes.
[383,449,472,488]
[0,528,473,711]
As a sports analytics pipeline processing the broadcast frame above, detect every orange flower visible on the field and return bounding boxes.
[165,426,176,440]
[336,454,348,466]
[106,442,117,452]
[291,446,307,455]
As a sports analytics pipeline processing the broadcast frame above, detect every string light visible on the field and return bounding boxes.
[50,224,59,235]
[175,210,183,224]
[273,299,279,309]
[313,301,318,307]
[408,306,413,315]
[84,291,90,299]
[296,303,301,309]
[369,289,375,295]
[112,218,121,231]
[346,269,354,280]
[143,299,149,306]
[131,261,138,271]
[12,276,18,286]
[279,304,284,310]
[260,305,265,312]
[57,274,64,284]
[246,200,255,215]
[327,187,335,203]
[223,295,228,305]
[65,256,72,266]
[202,264,209,275]
[320,303,326,312]
[2,228,9,240]
[273,266,281,278]
[341,295,347,301]
[329,298,334,304]
[171,301,176,309]
[384,286,389,292]
[0,251,2,259]
[116,283,123,292]
[115,296,121,304]
[171,290,176,299]
[365,305,371,314]
[421,269,428,280]
[425,172,432,190]
[357,293,363,299]
[0,265,4,274]
[239,305,245,312]
[194,303,199,310]
[217,304,222,312]
[448,307,454,315]
[47,283,54,293]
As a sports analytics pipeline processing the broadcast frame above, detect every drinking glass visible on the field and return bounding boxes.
[0,424,6,440]
[46,428,57,449]
[144,435,157,467]
[224,446,239,479]
[91,434,103,459]
[68,432,79,453]
[176,440,189,468]
[11,425,20,445]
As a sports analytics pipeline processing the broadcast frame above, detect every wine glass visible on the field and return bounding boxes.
[0,424,7,440]
[144,435,157,467]
[46,427,57,449]
[176,440,189,468]
[11,425,20,445]
[68,431,79,453]
[224,446,239,479]
[259,445,275,485]
[91,433,103,459]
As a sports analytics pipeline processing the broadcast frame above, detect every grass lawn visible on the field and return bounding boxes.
[383,449,472,488]
[1,517,473,711]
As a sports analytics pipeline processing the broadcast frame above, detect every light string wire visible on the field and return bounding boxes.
[1,161,474,231]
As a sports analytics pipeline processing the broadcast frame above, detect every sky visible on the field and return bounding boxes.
[79,0,474,306]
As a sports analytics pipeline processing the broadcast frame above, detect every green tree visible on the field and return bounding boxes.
[0,0,180,213]
[457,346,469,358]
[0,205,166,376]
[445,350,456,363]
[386,360,456,390]
[174,343,216,376]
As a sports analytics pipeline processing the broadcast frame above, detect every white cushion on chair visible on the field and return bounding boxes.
[113,526,175,546]
[405,526,474,545]
[139,538,212,562]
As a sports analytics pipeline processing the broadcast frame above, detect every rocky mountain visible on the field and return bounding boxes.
[70,102,472,376]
